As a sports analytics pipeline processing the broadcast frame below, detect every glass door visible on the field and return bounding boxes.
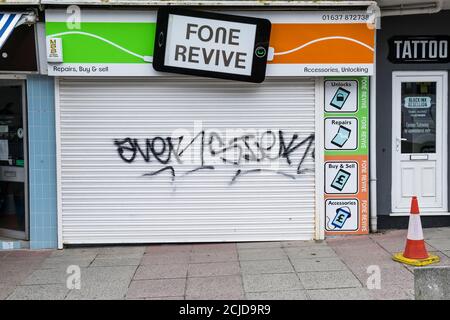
[392,71,448,213]
[0,79,28,240]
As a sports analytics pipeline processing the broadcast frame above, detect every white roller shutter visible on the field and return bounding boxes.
[56,77,317,244]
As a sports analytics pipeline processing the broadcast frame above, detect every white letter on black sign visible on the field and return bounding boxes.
[394,40,402,59]
[439,41,448,58]
[429,40,438,58]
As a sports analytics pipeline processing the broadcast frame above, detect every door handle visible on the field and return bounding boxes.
[396,138,407,151]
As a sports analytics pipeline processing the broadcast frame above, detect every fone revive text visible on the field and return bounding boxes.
[152,8,271,83]
[174,23,248,70]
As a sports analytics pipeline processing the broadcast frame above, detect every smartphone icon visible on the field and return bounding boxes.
[331,169,351,191]
[332,207,351,229]
[331,125,351,148]
[330,87,351,110]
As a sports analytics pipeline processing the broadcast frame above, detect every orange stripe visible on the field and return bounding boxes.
[269,24,375,64]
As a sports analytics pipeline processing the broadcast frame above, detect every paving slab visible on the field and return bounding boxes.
[82,266,137,283]
[190,251,238,263]
[145,244,192,254]
[291,257,348,273]
[298,270,361,290]
[246,290,308,300]
[284,247,338,259]
[97,246,146,255]
[327,236,373,248]
[240,259,294,275]
[141,252,190,265]
[0,265,38,285]
[423,228,450,240]
[186,275,244,300]
[7,284,68,300]
[191,243,237,252]
[23,267,74,285]
[343,263,414,288]
[425,238,450,251]
[188,262,240,277]
[237,242,282,249]
[65,281,130,300]
[127,279,186,299]
[332,248,393,264]
[242,273,303,293]
[368,285,414,300]
[5,251,51,259]
[39,255,97,269]
[0,252,10,258]
[134,264,188,280]
[307,288,372,300]
[0,284,15,300]
[281,240,328,248]
[238,248,287,261]
[50,248,100,257]
[143,296,184,300]
[90,257,142,267]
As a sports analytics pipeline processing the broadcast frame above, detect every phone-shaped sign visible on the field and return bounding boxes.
[152,8,271,83]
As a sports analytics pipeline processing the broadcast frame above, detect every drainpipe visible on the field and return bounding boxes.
[381,0,443,16]
[370,46,378,233]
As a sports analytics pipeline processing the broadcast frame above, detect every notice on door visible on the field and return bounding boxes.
[323,76,369,235]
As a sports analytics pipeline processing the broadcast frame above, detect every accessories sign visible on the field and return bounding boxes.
[152,8,271,83]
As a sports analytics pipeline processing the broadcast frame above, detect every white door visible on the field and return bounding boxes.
[56,77,318,244]
[392,71,448,213]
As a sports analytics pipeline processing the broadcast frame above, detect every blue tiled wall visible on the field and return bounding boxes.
[27,75,58,249]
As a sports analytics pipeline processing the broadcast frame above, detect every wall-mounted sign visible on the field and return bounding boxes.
[388,35,449,64]
[324,76,369,235]
[152,8,271,83]
[325,199,359,231]
[45,9,374,77]
[324,118,358,150]
[325,80,358,112]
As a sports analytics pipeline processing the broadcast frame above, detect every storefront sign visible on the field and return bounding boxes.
[324,76,369,235]
[45,10,374,77]
[388,36,449,64]
[152,8,271,83]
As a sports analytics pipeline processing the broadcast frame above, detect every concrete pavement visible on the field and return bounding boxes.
[0,227,449,300]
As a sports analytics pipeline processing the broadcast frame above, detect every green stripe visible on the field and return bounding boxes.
[46,22,156,63]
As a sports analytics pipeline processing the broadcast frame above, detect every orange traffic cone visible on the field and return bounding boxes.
[392,196,440,266]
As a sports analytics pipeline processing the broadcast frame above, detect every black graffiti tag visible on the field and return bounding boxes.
[114,130,315,183]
